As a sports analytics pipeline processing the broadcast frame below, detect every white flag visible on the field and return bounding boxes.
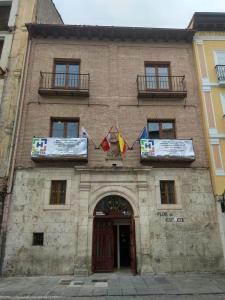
[80,127,89,138]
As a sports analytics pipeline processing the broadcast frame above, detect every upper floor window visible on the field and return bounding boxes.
[145,63,170,90]
[54,60,80,88]
[215,52,225,81]
[148,120,175,139]
[0,40,3,59]
[51,118,79,138]
[215,51,225,65]
[0,4,11,30]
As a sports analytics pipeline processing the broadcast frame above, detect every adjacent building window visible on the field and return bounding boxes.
[215,51,225,81]
[50,180,67,205]
[51,119,79,138]
[215,51,225,65]
[160,181,176,204]
[33,233,44,246]
[148,120,175,139]
[0,5,11,30]
[221,94,225,116]
[0,40,3,59]
[54,61,80,88]
[145,63,170,90]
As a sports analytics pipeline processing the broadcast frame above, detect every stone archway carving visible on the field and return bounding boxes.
[89,185,139,217]
[94,195,133,217]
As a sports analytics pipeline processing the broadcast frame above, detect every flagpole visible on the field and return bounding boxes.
[130,126,145,150]
[89,136,99,149]
[130,139,138,150]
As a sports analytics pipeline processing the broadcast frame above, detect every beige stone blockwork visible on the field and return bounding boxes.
[2,167,224,275]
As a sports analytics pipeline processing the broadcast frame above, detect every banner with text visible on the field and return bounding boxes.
[31,137,88,160]
[140,139,195,161]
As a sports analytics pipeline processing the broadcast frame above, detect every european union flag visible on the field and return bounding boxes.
[139,127,148,140]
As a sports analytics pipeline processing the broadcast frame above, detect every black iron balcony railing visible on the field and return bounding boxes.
[39,72,90,97]
[0,24,8,30]
[137,75,187,98]
[215,65,225,81]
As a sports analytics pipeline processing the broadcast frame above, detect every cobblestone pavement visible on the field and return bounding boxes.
[0,273,225,299]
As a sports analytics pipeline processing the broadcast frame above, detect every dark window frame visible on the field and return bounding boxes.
[32,232,44,246]
[53,59,81,89]
[50,180,67,205]
[160,180,176,204]
[147,119,176,139]
[0,40,3,59]
[50,117,79,138]
[144,61,171,91]
[0,5,11,30]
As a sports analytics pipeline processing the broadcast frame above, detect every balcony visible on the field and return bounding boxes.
[140,139,195,162]
[215,65,225,86]
[38,72,90,97]
[31,137,88,161]
[137,75,187,98]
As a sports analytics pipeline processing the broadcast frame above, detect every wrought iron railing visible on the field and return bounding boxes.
[215,65,225,81]
[0,24,8,30]
[39,72,90,92]
[137,75,186,94]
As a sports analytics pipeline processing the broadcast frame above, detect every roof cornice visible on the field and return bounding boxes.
[26,23,195,42]
[188,12,225,31]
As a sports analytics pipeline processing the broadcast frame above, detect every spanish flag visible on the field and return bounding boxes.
[117,133,127,154]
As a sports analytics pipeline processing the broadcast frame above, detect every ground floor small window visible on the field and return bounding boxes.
[32,233,44,246]
[160,180,176,204]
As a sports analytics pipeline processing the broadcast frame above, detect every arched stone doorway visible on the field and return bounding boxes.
[92,195,137,274]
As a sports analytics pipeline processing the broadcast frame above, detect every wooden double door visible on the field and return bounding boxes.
[92,217,137,274]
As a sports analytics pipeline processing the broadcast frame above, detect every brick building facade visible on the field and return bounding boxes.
[2,24,224,275]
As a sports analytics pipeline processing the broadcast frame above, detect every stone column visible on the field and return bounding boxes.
[136,170,153,274]
[74,171,91,276]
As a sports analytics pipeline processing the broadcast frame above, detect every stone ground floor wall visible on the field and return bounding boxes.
[2,167,224,275]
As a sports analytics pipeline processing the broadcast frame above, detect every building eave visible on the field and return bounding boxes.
[26,23,195,42]
[188,12,225,31]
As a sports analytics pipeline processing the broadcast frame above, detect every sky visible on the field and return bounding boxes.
[53,0,225,28]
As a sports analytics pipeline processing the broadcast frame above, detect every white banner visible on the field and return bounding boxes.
[31,137,88,160]
[140,139,195,161]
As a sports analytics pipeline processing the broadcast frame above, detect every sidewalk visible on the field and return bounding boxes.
[0,272,225,299]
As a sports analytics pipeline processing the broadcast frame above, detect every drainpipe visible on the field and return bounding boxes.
[0,34,32,275]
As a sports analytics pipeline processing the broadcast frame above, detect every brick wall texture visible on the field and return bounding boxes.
[15,38,207,169]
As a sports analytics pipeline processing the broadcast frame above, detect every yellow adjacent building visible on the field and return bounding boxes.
[190,13,225,257]
[190,13,225,198]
